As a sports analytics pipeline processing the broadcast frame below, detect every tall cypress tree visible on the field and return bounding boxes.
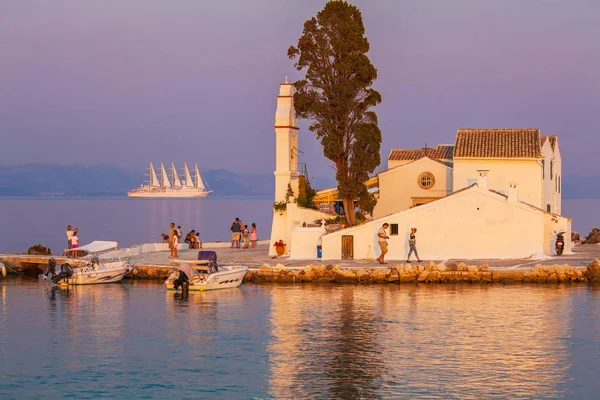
[288,1,381,226]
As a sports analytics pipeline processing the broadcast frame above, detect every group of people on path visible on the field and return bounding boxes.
[66,224,79,250]
[230,218,257,249]
[162,223,203,259]
[377,224,422,265]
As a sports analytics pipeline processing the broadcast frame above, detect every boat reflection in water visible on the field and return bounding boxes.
[1,281,597,398]
[266,285,574,399]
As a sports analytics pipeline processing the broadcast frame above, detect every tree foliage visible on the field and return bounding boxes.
[297,176,318,209]
[288,1,381,226]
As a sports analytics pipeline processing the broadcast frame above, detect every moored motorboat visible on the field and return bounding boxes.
[165,259,248,291]
[39,241,132,285]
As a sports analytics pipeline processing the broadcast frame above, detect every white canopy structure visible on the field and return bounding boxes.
[65,241,118,255]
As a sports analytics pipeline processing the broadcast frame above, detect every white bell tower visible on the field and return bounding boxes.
[269,77,299,256]
[274,76,299,201]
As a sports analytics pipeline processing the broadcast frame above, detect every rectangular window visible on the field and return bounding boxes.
[390,224,399,235]
[559,176,561,193]
[550,160,553,179]
[542,160,545,179]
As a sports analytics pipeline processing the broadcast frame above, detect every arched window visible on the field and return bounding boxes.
[418,172,435,189]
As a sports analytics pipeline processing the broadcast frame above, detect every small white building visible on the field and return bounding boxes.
[322,182,571,261]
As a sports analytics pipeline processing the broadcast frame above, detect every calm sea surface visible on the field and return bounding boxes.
[0,197,273,254]
[0,197,599,254]
[1,281,599,399]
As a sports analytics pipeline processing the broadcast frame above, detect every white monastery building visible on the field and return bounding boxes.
[269,79,570,261]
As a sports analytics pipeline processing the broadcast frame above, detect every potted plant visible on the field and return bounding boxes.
[273,240,286,256]
[273,201,287,215]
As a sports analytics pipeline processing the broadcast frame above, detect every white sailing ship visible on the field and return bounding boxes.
[127,162,213,198]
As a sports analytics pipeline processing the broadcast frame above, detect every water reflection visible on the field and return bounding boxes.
[0,281,596,399]
[267,285,574,399]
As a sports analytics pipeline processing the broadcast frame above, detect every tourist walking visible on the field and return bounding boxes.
[66,224,73,249]
[250,223,257,248]
[230,218,242,248]
[168,222,176,258]
[407,227,422,263]
[376,223,390,264]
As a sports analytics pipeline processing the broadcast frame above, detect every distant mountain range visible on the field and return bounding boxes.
[0,164,337,197]
[0,164,597,198]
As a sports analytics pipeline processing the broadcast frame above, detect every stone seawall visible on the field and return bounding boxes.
[3,256,600,284]
[243,259,600,284]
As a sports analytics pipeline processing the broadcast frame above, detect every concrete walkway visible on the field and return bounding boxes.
[130,243,600,270]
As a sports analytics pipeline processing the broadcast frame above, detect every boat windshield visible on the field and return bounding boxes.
[64,241,119,259]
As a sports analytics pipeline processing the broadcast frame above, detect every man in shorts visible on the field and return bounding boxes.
[230,218,242,249]
[377,223,390,264]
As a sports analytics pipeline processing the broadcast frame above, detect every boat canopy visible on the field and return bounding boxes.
[65,241,118,254]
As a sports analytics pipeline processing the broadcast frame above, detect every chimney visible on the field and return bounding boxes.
[508,182,518,202]
[476,170,489,190]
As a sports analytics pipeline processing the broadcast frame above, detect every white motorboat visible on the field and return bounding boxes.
[165,259,248,291]
[39,241,132,285]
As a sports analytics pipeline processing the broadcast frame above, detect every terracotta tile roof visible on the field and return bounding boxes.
[389,144,454,161]
[454,129,543,158]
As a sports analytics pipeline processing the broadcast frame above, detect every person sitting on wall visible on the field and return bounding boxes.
[185,230,196,248]
[194,232,202,249]
[161,233,169,243]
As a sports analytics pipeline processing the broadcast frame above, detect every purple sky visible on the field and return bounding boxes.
[1,0,599,178]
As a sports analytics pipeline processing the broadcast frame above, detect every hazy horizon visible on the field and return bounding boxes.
[2,0,599,177]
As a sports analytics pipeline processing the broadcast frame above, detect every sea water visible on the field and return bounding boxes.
[1,281,599,399]
[0,197,273,254]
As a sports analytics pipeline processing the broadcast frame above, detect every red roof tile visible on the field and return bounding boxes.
[454,129,542,158]
[389,145,454,161]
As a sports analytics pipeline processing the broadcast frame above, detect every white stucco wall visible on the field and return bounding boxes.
[269,202,332,256]
[543,213,571,255]
[453,159,544,209]
[373,157,453,218]
[289,227,326,260]
[541,140,554,213]
[554,143,562,215]
[322,187,545,260]
[387,159,413,169]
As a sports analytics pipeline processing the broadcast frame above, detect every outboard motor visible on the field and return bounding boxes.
[172,270,190,291]
[52,263,74,284]
[43,258,58,281]
[555,232,565,255]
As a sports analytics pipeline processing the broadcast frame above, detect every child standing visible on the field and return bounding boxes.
[70,230,79,249]
[242,225,250,249]
[250,223,257,248]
